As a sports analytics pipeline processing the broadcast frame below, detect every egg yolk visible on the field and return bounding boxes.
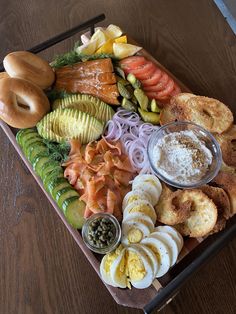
[144,179,157,188]
[127,195,142,204]
[129,204,152,217]
[145,244,160,263]
[125,251,146,281]
[104,245,124,273]
[127,228,143,243]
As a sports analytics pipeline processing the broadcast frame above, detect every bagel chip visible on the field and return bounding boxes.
[155,183,191,225]
[215,125,236,167]
[211,171,236,216]
[174,189,217,237]
[187,96,233,134]
[199,185,231,234]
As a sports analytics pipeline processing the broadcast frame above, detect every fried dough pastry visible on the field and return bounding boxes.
[215,125,236,167]
[174,189,217,237]
[220,160,236,175]
[199,185,231,234]
[155,183,191,225]
[211,171,236,216]
[160,94,233,134]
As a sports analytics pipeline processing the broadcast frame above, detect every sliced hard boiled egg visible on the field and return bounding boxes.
[141,236,171,278]
[121,217,153,246]
[135,243,159,278]
[150,231,179,267]
[125,244,155,289]
[155,226,184,253]
[122,190,153,210]
[132,174,162,205]
[123,200,157,224]
[110,249,127,288]
[100,245,125,287]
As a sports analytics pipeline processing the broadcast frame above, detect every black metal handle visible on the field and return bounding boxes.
[0,13,105,72]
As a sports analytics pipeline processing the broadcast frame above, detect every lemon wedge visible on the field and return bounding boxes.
[76,39,98,55]
[113,43,142,59]
[91,29,108,49]
[106,24,123,39]
[96,35,127,54]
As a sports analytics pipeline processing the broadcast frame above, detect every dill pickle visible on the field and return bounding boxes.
[134,88,149,111]
[116,75,130,86]
[138,108,160,125]
[150,99,161,113]
[127,73,141,89]
[114,66,126,79]
[117,82,132,99]
[122,98,138,112]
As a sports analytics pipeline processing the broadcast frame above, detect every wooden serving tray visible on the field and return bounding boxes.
[1,16,236,313]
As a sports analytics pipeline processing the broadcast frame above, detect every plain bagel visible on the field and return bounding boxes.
[3,51,55,89]
[0,77,50,128]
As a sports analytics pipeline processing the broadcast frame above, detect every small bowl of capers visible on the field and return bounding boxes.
[82,213,121,254]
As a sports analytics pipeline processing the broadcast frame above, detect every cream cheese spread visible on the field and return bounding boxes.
[152,130,213,184]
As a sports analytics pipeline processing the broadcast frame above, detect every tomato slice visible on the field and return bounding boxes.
[170,84,181,96]
[143,72,169,92]
[119,56,147,71]
[129,61,155,79]
[141,68,162,87]
[155,79,175,98]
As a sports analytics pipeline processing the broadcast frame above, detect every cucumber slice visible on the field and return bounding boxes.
[21,132,41,149]
[30,149,49,165]
[16,128,36,147]
[26,142,46,161]
[48,177,71,200]
[23,138,43,155]
[34,156,51,176]
[41,161,61,181]
[56,187,79,209]
[62,196,86,229]
[43,168,64,190]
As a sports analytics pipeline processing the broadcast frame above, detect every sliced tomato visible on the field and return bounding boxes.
[119,56,147,70]
[154,79,175,98]
[143,72,169,92]
[141,68,162,87]
[129,61,155,79]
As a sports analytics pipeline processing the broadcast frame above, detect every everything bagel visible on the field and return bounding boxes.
[3,51,55,89]
[0,77,50,128]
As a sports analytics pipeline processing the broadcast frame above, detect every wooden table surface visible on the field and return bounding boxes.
[0,0,236,313]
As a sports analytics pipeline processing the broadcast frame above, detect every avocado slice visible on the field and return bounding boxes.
[37,108,104,144]
[52,94,114,123]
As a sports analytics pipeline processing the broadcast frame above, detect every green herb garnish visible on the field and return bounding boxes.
[42,139,70,163]
[46,89,74,103]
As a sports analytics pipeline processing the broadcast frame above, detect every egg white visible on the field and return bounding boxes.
[100,254,118,287]
[121,217,153,246]
[122,189,152,210]
[150,231,179,267]
[110,249,127,288]
[141,236,171,278]
[126,244,155,289]
[155,226,184,253]
[135,243,159,278]
[132,174,162,205]
[123,200,157,224]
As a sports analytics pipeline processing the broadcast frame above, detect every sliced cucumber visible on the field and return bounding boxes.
[43,168,64,188]
[23,138,43,155]
[48,177,71,200]
[34,156,51,177]
[16,128,37,147]
[56,187,79,209]
[26,142,46,161]
[21,132,41,149]
[41,161,61,181]
[29,147,48,164]
[62,196,86,229]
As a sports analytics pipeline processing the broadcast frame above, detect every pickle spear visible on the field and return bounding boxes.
[138,108,160,125]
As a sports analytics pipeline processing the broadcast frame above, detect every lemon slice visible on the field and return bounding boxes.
[113,43,142,59]
[91,29,108,48]
[76,39,98,55]
[106,24,123,39]
[114,35,127,43]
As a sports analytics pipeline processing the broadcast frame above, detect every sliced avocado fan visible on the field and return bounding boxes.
[52,94,114,123]
[37,108,104,144]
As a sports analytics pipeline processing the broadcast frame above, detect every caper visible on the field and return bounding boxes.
[108,231,114,237]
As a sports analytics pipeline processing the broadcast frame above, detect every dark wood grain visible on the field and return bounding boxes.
[0,1,236,313]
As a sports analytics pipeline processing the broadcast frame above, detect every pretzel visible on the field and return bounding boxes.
[0,77,50,128]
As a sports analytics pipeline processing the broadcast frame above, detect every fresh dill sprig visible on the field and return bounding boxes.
[46,89,74,103]
[42,139,70,163]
